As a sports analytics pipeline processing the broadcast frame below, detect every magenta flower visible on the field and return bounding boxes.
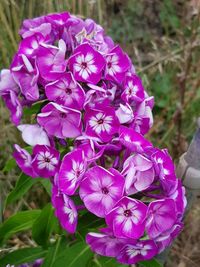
[117,240,158,264]
[84,106,119,142]
[133,96,154,135]
[68,43,105,84]
[119,126,152,153]
[86,228,127,257]
[79,166,125,218]
[36,40,67,82]
[105,45,130,84]
[58,148,87,195]
[17,124,50,146]
[52,184,78,233]
[32,145,60,178]
[11,54,39,101]
[45,72,85,109]
[19,16,51,38]
[116,103,134,124]
[121,74,145,104]
[155,222,183,253]
[18,33,44,57]
[0,69,22,125]
[146,198,177,239]
[2,90,22,126]
[13,144,37,177]
[168,180,187,217]
[122,153,155,194]
[151,148,177,194]
[106,197,147,239]
[37,102,82,139]
[0,69,18,95]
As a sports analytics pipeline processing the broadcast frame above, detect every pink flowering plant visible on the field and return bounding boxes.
[0,11,186,267]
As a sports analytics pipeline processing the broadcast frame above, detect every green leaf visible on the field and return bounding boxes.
[94,257,127,267]
[2,158,16,172]
[32,204,57,247]
[0,210,41,245]
[0,247,46,267]
[5,173,38,206]
[78,212,104,231]
[139,258,163,267]
[52,241,93,267]
[41,237,68,267]
[40,179,52,196]
[23,101,47,116]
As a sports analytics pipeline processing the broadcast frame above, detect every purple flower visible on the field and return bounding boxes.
[58,148,87,195]
[121,75,145,103]
[0,69,22,125]
[117,240,158,264]
[11,54,39,101]
[86,228,127,257]
[133,96,154,135]
[13,144,37,177]
[155,222,183,253]
[0,69,18,95]
[32,145,60,178]
[116,103,134,124]
[17,124,50,146]
[45,72,85,109]
[52,183,78,233]
[19,15,51,38]
[2,90,22,125]
[119,126,152,153]
[105,45,130,84]
[151,148,177,194]
[106,197,147,239]
[79,166,125,218]
[37,40,67,82]
[168,179,187,217]
[122,153,155,194]
[37,102,82,139]
[84,106,119,143]
[146,198,177,239]
[68,43,105,84]
[18,33,44,57]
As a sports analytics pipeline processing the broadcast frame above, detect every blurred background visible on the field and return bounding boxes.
[0,1,200,266]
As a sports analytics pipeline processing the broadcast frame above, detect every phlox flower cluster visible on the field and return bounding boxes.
[0,12,186,265]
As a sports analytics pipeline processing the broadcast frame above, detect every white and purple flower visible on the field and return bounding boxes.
[37,102,82,139]
[58,148,87,195]
[45,72,85,109]
[85,106,119,142]
[105,45,130,84]
[68,43,105,84]
[106,197,147,239]
[79,166,125,218]
[117,240,158,264]
[146,198,177,239]
[32,145,60,178]
[52,184,78,233]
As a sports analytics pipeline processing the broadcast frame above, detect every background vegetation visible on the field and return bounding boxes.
[0,0,200,266]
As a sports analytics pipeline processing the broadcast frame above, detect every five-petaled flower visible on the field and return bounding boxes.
[32,145,60,178]
[58,148,87,195]
[106,197,147,239]
[80,166,125,218]
[52,184,78,233]
[85,106,119,142]
[68,43,105,84]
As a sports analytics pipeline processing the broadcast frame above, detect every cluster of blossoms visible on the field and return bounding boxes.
[0,12,186,265]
